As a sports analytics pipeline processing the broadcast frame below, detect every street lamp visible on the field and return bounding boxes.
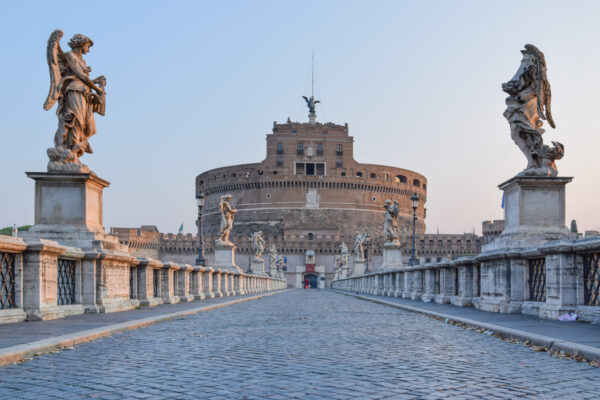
[195,192,206,266]
[409,192,419,266]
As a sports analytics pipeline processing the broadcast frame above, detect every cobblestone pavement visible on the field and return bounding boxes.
[1,290,598,399]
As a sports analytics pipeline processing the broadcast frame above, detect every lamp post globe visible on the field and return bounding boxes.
[409,192,419,266]
[196,192,206,266]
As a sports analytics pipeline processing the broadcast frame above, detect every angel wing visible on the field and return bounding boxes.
[302,96,309,104]
[43,29,64,111]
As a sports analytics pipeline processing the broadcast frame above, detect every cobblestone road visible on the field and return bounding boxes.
[1,290,599,399]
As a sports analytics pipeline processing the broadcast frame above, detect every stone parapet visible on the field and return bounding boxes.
[332,237,600,323]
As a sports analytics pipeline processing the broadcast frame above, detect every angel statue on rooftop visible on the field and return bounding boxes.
[44,30,107,173]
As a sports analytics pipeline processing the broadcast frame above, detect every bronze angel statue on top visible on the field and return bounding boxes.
[44,30,107,172]
[302,95,320,115]
[502,44,563,177]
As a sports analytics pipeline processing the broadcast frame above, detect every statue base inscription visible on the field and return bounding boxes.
[213,243,242,272]
[378,243,403,271]
[483,175,574,252]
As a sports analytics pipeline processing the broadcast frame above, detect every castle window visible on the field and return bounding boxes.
[308,233,314,241]
[297,143,304,155]
[231,173,236,177]
[277,143,284,154]
[296,162,325,176]
[198,180,204,185]
[336,158,343,167]
[258,170,263,175]
[266,193,271,199]
[273,170,278,175]
[413,179,421,187]
[370,173,376,179]
[316,163,325,175]
[317,143,323,156]
[277,156,283,166]
[356,172,363,178]
[384,172,389,181]
[341,172,346,177]
[372,196,377,202]
[423,183,427,190]
[336,144,343,155]
[395,175,407,183]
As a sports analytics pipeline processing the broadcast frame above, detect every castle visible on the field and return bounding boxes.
[112,113,483,288]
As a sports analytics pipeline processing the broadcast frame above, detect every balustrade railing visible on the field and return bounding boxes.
[0,252,15,309]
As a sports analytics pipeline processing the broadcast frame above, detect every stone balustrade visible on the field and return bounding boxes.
[0,235,286,324]
[332,237,600,323]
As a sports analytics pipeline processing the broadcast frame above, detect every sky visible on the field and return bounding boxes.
[1,0,600,235]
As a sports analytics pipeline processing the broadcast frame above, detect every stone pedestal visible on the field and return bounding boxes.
[340,265,350,279]
[379,243,403,271]
[485,176,574,252]
[251,258,267,276]
[213,244,242,273]
[24,172,110,247]
[353,259,366,276]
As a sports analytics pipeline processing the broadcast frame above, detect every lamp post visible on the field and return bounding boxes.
[409,192,419,266]
[195,192,206,266]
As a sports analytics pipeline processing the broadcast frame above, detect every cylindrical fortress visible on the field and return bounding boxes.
[196,120,427,286]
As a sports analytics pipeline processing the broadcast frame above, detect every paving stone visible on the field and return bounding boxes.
[0,290,599,399]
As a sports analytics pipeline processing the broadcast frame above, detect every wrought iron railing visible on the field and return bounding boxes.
[153,269,160,297]
[57,259,76,305]
[583,252,600,306]
[0,252,16,309]
[528,258,546,302]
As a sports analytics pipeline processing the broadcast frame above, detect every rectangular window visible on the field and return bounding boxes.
[277,156,283,166]
[277,143,283,154]
[384,172,389,181]
[297,143,304,155]
[295,162,305,174]
[316,163,325,175]
[306,163,315,175]
[317,143,323,155]
[336,144,343,155]
[336,158,343,166]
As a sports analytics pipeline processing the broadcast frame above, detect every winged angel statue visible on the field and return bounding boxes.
[502,44,563,176]
[43,30,106,172]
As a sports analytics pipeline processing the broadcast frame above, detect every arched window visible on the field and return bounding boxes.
[370,173,376,179]
[395,175,407,183]
[413,179,421,187]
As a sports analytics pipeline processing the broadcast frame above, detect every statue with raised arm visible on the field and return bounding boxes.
[353,231,366,261]
[302,95,320,115]
[250,231,265,260]
[340,242,349,266]
[268,244,277,268]
[216,194,237,246]
[502,44,563,177]
[44,30,107,173]
[383,199,400,244]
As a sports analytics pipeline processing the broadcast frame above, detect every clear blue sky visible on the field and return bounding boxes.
[2,1,600,235]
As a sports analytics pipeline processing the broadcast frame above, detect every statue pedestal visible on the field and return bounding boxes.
[340,265,350,279]
[484,176,574,252]
[213,243,242,272]
[308,113,317,125]
[23,172,120,249]
[251,258,267,276]
[353,259,366,276]
[378,243,403,271]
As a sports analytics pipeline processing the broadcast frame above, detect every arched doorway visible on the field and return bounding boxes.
[304,273,318,289]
